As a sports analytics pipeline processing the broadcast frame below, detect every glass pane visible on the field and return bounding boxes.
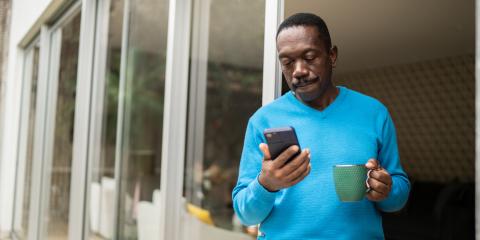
[117,0,169,238]
[12,45,40,239]
[45,13,81,239]
[184,0,264,238]
[88,1,124,239]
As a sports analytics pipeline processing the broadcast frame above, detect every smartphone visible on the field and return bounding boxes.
[263,126,301,161]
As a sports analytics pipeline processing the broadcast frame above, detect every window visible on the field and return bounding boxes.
[7,1,282,239]
[12,42,40,240]
[87,0,124,238]
[115,0,169,238]
[184,0,265,238]
[42,12,81,239]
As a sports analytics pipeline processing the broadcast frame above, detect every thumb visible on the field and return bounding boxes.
[259,143,272,160]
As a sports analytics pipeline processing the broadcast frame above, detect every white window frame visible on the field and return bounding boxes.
[67,0,97,239]
[159,0,193,239]
[81,0,111,238]
[11,38,40,239]
[37,24,62,240]
[26,25,53,240]
[263,0,284,104]
[111,0,131,238]
[184,0,211,207]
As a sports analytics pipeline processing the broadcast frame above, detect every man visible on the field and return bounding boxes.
[232,13,410,239]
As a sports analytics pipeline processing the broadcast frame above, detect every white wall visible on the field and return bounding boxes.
[0,0,52,233]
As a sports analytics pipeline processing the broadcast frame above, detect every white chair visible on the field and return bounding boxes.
[90,182,101,233]
[137,189,162,240]
[99,177,115,239]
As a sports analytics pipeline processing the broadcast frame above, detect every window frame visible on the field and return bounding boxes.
[11,38,40,240]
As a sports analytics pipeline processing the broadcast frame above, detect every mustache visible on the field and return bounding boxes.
[292,77,317,88]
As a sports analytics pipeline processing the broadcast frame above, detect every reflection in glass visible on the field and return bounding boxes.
[88,1,124,239]
[117,0,169,239]
[12,45,40,239]
[185,0,264,237]
[45,13,81,239]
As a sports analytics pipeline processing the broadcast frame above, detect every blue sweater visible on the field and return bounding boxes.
[232,86,410,240]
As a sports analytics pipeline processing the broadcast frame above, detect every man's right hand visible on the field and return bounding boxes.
[258,143,311,192]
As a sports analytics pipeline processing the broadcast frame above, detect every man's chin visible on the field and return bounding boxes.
[295,90,320,102]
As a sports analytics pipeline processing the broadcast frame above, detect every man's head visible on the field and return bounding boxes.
[277,13,332,51]
[276,13,338,103]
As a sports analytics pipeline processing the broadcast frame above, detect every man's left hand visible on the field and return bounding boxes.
[365,159,392,201]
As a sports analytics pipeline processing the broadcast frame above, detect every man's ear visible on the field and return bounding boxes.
[330,46,338,68]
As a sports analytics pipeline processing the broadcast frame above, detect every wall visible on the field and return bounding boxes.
[0,0,52,234]
[0,6,11,234]
[337,54,475,183]
[0,0,11,83]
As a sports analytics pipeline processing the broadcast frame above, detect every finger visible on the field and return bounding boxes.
[287,163,311,187]
[284,154,310,182]
[366,188,387,201]
[272,145,300,168]
[367,177,390,195]
[369,169,392,186]
[365,158,379,170]
[259,143,271,160]
[280,148,310,176]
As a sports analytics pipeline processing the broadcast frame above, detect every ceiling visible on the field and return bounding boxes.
[285,0,475,73]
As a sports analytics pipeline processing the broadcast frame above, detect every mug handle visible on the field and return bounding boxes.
[365,169,373,193]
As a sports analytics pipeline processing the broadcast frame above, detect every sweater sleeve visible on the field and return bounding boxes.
[232,119,277,225]
[376,110,411,212]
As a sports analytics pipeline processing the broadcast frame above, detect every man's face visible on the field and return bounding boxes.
[277,26,337,102]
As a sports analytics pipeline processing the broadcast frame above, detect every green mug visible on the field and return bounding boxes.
[333,164,372,202]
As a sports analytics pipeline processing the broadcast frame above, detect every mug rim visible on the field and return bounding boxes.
[333,164,365,167]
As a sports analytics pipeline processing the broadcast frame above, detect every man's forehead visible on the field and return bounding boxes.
[278,25,317,39]
[276,26,325,51]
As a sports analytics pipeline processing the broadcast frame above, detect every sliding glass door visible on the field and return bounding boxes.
[85,0,170,239]
[115,0,169,238]
[86,0,124,239]
[183,0,266,239]
[10,0,281,239]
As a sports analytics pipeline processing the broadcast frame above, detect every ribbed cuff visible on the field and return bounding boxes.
[249,175,277,202]
[377,177,409,212]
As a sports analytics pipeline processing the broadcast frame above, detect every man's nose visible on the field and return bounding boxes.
[292,61,308,79]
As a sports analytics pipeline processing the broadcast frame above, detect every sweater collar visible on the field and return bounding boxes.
[287,86,348,119]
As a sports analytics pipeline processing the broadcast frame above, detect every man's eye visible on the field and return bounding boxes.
[282,60,292,66]
[305,56,315,61]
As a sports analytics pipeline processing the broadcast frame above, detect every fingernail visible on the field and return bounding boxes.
[305,148,310,154]
[308,153,311,159]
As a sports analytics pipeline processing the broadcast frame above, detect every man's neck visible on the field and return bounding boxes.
[302,84,339,111]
